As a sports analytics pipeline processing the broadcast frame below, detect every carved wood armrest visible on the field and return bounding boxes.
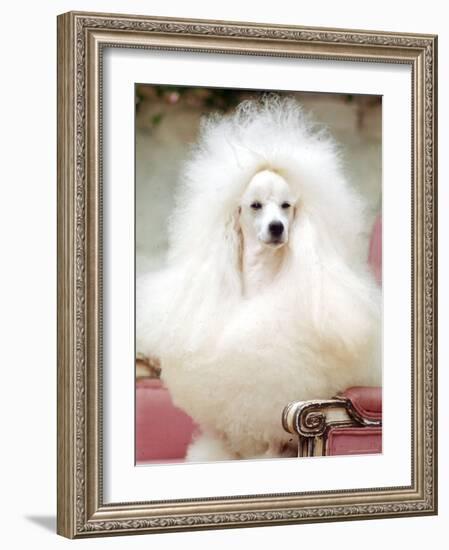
[282,395,382,457]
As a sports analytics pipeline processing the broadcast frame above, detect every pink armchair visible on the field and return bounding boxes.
[136,378,198,463]
[136,382,382,462]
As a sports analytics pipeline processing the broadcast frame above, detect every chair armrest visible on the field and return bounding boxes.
[282,388,382,457]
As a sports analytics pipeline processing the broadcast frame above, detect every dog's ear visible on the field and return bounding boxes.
[231,208,243,274]
[291,203,300,229]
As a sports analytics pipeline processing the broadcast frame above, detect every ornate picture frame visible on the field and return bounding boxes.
[57,11,437,538]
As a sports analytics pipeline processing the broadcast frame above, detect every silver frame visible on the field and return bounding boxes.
[57,11,438,538]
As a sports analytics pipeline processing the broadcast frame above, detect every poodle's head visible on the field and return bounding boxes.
[167,95,368,289]
[238,169,297,249]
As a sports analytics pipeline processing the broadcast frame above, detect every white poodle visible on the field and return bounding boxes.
[137,95,381,462]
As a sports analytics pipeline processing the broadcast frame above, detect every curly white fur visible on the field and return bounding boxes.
[137,95,381,461]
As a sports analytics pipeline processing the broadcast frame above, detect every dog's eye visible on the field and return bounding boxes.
[250,201,262,210]
[281,202,291,209]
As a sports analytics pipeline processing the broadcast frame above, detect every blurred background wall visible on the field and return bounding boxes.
[135,86,382,278]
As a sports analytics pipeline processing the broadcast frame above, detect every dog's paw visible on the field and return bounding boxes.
[185,433,236,463]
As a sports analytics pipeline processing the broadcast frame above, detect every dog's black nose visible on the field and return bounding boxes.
[269,221,284,237]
